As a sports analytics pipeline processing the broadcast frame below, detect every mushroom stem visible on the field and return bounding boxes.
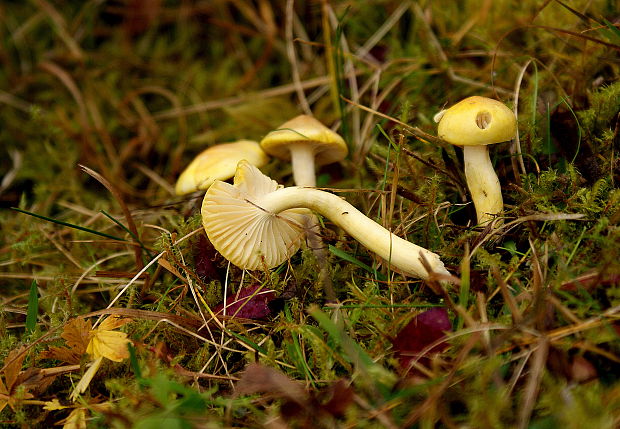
[287,142,335,300]
[290,143,317,187]
[463,145,503,225]
[256,187,449,279]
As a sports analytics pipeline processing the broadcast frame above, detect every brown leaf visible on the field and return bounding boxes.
[40,318,93,364]
[39,346,83,365]
[0,377,8,414]
[3,346,27,391]
[14,367,43,390]
[235,363,309,407]
[62,318,93,354]
[571,355,597,383]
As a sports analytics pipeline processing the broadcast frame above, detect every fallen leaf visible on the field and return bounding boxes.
[43,398,70,411]
[40,318,92,364]
[391,308,452,370]
[0,346,36,411]
[3,346,27,391]
[235,363,309,406]
[86,317,132,362]
[62,318,93,354]
[193,232,221,280]
[61,407,87,429]
[70,357,104,402]
[0,377,8,414]
[215,285,277,319]
[319,379,354,418]
[571,355,597,382]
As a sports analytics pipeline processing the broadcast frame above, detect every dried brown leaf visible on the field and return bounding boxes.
[14,367,44,390]
[40,318,92,364]
[39,346,83,365]
[235,363,309,407]
[62,318,93,354]
[3,346,27,391]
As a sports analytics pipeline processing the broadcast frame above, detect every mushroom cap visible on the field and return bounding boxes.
[201,160,309,270]
[260,115,348,166]
[437,96,517,146]
[175,140,269,195]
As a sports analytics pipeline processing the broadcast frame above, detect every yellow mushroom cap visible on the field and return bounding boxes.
[201,160,309,270]
[260,115,348,166]
[175,140,269,195]
[437,96,517,146]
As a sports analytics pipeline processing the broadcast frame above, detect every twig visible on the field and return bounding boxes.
[517,338,549,429]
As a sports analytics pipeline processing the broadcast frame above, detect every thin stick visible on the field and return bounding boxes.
[517,338,549,429]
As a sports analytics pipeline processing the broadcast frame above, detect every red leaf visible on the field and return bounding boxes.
[392,308,452,369]
[214,285,276,319]
[319,379,354,418]
[193,233,221,281]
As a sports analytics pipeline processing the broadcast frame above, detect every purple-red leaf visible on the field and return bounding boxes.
[392,308,452,369]
[214,285,276,319]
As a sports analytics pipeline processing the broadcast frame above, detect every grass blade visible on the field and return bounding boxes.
[328,245,387,281]
[11,207,127,242]
[25,280,38,333]
[101,209,154,258]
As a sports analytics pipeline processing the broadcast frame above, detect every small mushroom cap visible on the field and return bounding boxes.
[260,115,348,166]
[201,160,309,270]
[175,140,269,195]
[437,96,517,146]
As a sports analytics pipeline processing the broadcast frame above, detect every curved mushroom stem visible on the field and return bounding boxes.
[257,187,449,279]
[463,145,503,225]
[290,143,317,187]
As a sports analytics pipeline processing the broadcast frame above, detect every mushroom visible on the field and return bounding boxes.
[175,140,269,195]
[261,115,347,300]
[435,96,517,225]
[260,115,348,187]
[202,161,449,279]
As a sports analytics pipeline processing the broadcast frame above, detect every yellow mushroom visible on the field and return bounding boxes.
[175,140,269,195]
[436,96,517,225]
[202,161,449,279]
[260,115,347,187]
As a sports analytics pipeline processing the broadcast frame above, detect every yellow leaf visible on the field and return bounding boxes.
[61,408,87,429]
[87,331,130,362]
[98,316,132,332]
[70,357,103,402]
[86,317,132,362]
[43,398,69,411]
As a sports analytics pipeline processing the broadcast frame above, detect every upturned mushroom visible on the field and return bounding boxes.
[175,140,269,195]
[260,115,347,187]
[435,96,517,225]
[202,161,449,279]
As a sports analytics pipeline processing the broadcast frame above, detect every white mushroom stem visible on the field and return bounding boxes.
[287,142,336,300]
[463,145,503,225]
[255,187,449,279]
[289,143,317,187]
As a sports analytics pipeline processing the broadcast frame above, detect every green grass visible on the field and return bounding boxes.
[1,1,619,428]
